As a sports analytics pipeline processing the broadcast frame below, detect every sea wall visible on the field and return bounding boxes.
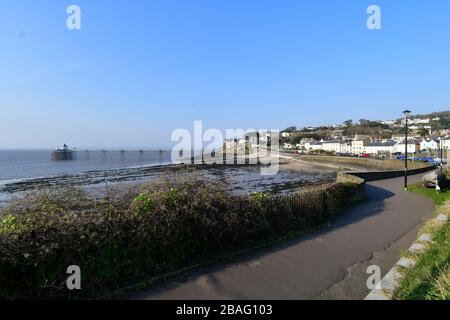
[300,155,432,171]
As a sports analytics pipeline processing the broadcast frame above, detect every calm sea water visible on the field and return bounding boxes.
[0,149,173,182]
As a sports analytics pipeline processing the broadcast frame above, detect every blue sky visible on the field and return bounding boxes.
[1,0,450,148]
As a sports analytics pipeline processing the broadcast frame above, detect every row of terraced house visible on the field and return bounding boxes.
[284,136,450,156]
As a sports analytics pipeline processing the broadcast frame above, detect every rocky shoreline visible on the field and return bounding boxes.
[0,159,337,207]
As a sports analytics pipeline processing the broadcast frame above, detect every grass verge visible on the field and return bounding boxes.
[395,183,450,300]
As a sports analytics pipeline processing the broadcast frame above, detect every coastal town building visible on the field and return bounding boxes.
[420,138,439,151]
[322,140,342,153]
[394,139,420,154]
[307,142,323,151]
[340,143,352,155]
[440,137,450,150]
[364,141,397,155]
[351,140,365,155]
[412,118,430,124]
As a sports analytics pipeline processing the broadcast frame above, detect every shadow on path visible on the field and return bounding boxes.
[131,174,433,300]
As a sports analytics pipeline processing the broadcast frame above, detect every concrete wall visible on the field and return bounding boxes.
[335,172,366,203]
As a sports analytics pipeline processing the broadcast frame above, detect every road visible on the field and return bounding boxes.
[131,173,434,300]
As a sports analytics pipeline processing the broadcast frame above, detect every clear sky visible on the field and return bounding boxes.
[1,0,450,148]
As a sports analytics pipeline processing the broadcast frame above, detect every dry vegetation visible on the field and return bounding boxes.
[0,174,364,299]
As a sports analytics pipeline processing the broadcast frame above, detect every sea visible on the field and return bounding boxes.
[0,149,173,182]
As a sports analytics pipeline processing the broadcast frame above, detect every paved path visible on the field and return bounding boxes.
[132,174,434,300]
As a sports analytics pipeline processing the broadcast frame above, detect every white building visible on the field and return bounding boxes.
[420,139,439,151]
[364,141,397,155]
[322,140,342,153]
[394,139,420,154]
[351,140,365,155]
[340,143,352,154]
[412,118,430,124]
[307,142,323,151]
[440,137,450,150]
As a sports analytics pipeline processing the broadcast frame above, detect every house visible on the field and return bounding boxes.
[351,140,365,155]
[307,142,323,151]
[412,118,430,124]
[322,140,342,153]
[340,143,352,155]
[420,138,439,151]
[440,137,450,150]
[391,134,405,142]
[364,141,397,155]
[394,139,420,154]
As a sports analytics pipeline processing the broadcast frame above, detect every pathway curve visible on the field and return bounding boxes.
[131,173,434,300]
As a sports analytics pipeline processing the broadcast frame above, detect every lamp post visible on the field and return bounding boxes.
[403,110,411,190]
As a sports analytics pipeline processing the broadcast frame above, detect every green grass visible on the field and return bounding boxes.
[396,221,450,300]
[395,184,450,300]
[407,182,450,205]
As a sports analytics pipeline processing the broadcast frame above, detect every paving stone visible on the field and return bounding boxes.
[418,233,432,243]
[379,267,402,292]
[396,257,416,269]
[365,289,390,300]
[409,243,425,253]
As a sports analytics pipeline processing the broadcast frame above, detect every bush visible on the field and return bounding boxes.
[0,176,362,299]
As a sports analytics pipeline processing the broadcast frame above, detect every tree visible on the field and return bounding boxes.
[418,127,430,137]
[283,126,297,133]
[343,119,353,127]
[381,131,393,139]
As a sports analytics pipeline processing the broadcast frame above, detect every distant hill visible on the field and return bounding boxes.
[411,110,450,119]
[408,110,450,129]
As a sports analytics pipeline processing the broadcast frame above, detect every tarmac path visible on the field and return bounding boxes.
[132,173,434,300]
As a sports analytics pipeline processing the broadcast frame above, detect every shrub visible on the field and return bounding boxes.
[132,193,153,215]
[0,176,362,299]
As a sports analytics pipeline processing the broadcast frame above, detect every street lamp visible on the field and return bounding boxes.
[403,110,411,190]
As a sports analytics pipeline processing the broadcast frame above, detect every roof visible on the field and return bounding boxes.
[398,139,420,144]
[366,141,397,147]
[421,139,439,143]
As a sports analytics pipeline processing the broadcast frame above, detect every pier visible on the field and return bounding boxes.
[51,147,169,162]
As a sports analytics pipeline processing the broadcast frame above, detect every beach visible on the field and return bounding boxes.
[0,155,338,207]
